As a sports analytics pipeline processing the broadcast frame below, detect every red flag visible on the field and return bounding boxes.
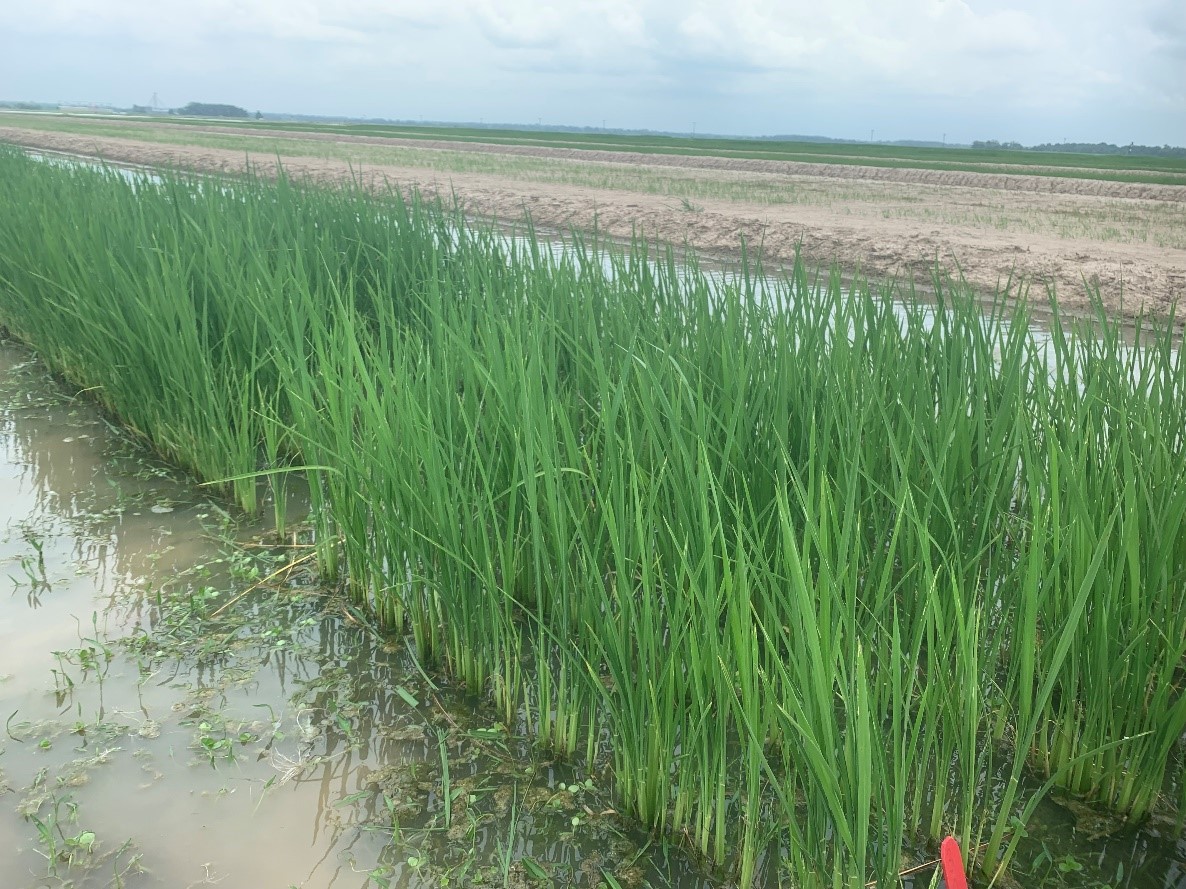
[940,836,969,889]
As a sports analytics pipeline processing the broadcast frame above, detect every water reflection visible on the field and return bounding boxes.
[0,339,713,889]
[2,157,1183,888]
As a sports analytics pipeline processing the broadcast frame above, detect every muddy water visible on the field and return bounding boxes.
[0,341,709,889]
[0,315,1184,886]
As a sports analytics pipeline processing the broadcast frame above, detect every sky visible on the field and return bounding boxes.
[1,0,1183,146]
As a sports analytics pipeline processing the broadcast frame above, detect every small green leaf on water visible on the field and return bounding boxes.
[522,857,549,881]
[1058,855,1084,873]
[467,726,505,739]
[395,686,419,708]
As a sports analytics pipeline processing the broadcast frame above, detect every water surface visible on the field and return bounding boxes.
[0,340,703,889]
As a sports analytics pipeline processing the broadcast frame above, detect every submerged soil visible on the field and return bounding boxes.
[0,340,710,889]
[2,156,1185,887]
[2,346,1184,889]
[2,122,1184,322]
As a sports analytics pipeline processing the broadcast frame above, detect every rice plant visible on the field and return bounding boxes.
[0,144,1183,887]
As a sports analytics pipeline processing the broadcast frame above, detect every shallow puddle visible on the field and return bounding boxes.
[0,340,713,889]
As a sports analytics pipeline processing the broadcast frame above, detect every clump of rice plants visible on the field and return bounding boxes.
[0,144,1182,888]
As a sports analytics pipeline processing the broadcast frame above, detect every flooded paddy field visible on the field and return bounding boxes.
[2,146,1186,889]
[0,341,709,888]
[3,337,1186,889]
[2,113,1183,323]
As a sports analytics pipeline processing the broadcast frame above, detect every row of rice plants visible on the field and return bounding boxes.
[0,146,1183,887]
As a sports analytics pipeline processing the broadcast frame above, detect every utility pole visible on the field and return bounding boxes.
[692,121,696,137]
[870,128,874,143]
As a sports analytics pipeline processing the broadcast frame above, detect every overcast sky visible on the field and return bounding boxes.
[1,1,1182,145]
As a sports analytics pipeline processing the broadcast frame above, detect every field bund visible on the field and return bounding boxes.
[1,147,1184,888]
[3,113,1185,322]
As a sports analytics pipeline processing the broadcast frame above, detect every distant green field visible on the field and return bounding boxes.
[4,111,1186,186]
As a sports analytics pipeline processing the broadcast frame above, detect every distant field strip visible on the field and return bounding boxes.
[4,113,1186,187]
[3,120,1184,251]
[104,115,1186,178]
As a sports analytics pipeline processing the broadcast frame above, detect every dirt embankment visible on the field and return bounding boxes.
[3,124,1184,322]
[100,120,1186,202]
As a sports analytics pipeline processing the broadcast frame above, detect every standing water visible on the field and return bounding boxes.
[0,340,710,888]
[1,149,1186,889]
[3,338,1186,889]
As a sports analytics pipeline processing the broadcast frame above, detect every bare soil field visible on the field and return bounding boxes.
[106,120,1186,196]
[4,121,1185,321]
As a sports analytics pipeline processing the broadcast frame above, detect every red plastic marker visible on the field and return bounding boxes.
[940,836,969,889]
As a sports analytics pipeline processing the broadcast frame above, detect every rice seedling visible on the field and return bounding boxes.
[0,144,1183,887]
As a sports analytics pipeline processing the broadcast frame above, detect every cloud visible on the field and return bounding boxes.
[0,0,1180,144]
[656,1,1055,93]
[472,2,567,48]
[3,0,453,43]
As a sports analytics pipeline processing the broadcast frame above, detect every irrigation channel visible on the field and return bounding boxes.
[1,144,1185,888]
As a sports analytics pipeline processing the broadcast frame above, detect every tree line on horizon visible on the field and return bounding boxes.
[175,102,252,119]
[973,139,1185,159]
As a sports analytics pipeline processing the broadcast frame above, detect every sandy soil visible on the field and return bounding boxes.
[69,119,1186,200]
[4,123,1185,322]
